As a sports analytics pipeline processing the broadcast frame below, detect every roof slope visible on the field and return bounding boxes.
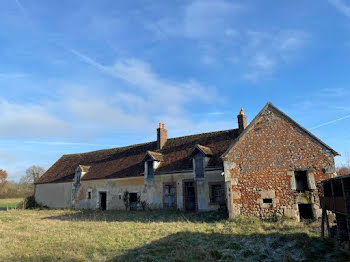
[222,102,339,158]
[37,129,240,184]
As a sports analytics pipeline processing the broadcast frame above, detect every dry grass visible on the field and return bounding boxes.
[0,208,349,262]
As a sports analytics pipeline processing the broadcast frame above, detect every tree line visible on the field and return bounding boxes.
[0,166,45,199]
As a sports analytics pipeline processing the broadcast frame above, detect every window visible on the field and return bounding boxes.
[147,161,154,178]
[210,183,224,204]
[263,198,272,204]
[295,171,309,192]
[195,156,204,178]
[164,184,176,208]
[87,191,92,199]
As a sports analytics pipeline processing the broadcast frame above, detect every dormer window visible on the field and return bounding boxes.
[142,151,163,179]
[189,144,213,180]
[74,165,90,186]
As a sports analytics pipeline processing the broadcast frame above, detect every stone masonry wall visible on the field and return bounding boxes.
[223,108,336,219]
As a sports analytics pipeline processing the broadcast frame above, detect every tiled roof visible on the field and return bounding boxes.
[144,151,164,162]
[192,144,213,156]
[36,128,240,184]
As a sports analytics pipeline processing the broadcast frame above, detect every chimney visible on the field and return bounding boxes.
[157,122,167,149]
[237,108,247,132]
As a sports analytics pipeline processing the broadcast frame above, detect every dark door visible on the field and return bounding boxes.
[99,192,107,210]
[129,193,138,210]
[184,181,196,211]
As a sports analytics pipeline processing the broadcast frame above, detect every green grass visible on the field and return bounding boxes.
[0,209,348,261]
[0,198,22,210]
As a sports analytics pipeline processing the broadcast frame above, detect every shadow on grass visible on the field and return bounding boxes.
[109,232,349,262]
[4,231,349,261]
[42,209,227,223]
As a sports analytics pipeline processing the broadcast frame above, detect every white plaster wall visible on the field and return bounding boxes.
[73,177,145,210]
[39,170,225,211]
[35,182,72,208]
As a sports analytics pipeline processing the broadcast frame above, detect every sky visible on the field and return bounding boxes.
[0,0,350,181]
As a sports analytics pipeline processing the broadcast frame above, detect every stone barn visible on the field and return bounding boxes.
[35,102,338,220]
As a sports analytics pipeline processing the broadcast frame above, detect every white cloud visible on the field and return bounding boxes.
[243,30,308,81]
[318,87,350,97]
[225,28,238,37]
[24,141,115,147]
[184,0,242,38]
[0,100,71,138]
[65,93,151,131]
[144,1,308,78]
[251,54,276,70]
[328,0,350,18]
[69,49,218,114]
[144,0,242,40]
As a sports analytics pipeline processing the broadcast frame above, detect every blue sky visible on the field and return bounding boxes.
[1,0,350,181]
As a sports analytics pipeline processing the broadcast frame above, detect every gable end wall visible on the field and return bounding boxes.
[223,109,336,219]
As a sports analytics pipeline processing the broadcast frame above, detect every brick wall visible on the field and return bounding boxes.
[223,108,336,219]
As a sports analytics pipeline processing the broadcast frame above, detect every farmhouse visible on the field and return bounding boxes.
[35,102,338,220]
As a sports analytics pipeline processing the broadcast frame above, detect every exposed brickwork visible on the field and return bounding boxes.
[237,109,247,133]
[223,108,336,219]
[157,123,168,150]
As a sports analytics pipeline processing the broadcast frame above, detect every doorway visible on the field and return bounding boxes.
[99,192,107,210]
[298,204,314,220]
[129,193,138,211]
[184,181,196,211]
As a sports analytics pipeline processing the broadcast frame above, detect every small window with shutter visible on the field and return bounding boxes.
[195,156,204,178]
[147,161,154,179]
[163,183,176,208]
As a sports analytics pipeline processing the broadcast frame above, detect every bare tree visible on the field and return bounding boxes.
[0,169,8,194]
[337,166,350,176]
[21,166,45,184]
[335,149,350,176]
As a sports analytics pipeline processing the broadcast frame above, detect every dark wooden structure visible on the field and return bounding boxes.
[318,174,350,242]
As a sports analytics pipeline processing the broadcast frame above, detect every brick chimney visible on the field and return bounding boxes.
[237,108,247,133]
[157,123,167,149]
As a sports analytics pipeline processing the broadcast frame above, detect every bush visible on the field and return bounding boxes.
[17,195,44,209]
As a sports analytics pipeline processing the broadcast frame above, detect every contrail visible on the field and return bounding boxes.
[14,0,34,27]
[310,114,350,130]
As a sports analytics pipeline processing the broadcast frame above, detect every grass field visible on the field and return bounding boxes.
[0,207,349,262]
[0,198,22,210]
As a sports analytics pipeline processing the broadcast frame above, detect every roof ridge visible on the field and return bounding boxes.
[166,128,238,141]
[62,141,155,157]
[62,128,239,157]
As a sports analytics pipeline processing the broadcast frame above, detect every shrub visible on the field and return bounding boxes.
[17,195,44,209]
[123,191,130,210]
